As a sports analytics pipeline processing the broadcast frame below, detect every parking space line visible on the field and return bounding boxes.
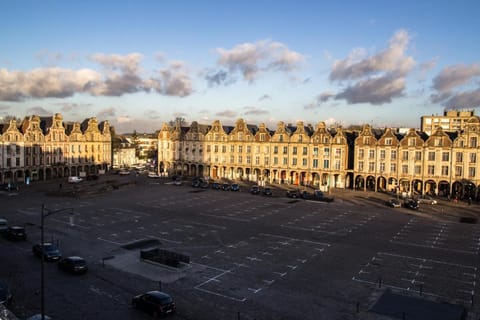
[97,237,123,245]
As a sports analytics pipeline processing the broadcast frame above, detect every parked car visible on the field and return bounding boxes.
[221,183,231,191]
[132,291,176,317]
[0,280,12,305]
[404,199,419,210]
[68,176,83,183]
[385,198,401,208]
[148,172,160,178]
[231,184,240,191]
[418,196,437,205]
[250,186,260,194]
[119,170,130,175]
[263,187,273,196]
[4,226,27,241]
[58,256,88,274]
[192,179,201,188]
[174,179,183,186]
[286,190,300,198]
[211,182,221,190]
[0,218,7,234]
[33,243,62,261]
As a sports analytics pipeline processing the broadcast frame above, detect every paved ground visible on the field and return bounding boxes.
[1,174,480,320]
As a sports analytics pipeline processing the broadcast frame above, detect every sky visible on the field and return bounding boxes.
[1,0,479,134]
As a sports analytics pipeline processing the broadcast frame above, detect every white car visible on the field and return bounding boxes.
[418,196,437,205]
[68,176,83,183]
[119,170,130,175]
[148,172,160,178]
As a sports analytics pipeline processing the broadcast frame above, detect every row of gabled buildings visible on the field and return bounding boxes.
[0,113,111,184]
[2,109,480,199]
[158,111,480,199]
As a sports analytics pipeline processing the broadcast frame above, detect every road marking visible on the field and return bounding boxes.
[97,237,123,245]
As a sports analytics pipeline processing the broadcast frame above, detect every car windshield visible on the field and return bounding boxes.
[160,297,173,305]
[43,244,58,252]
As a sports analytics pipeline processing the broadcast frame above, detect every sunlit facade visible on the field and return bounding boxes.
[0,113,112,184]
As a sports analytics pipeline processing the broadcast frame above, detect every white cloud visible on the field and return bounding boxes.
[215,40,305,83]
[325,29,415,106]
[430,63,480,108]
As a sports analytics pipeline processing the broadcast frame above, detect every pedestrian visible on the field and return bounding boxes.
[468,197,472,205]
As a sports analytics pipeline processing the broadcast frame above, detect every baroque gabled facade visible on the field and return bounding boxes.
[0,113,112,184]
[158,112,480,199]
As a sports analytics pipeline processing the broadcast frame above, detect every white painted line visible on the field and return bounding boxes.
[248,288,262,293]
[172,219,226,230]
[194,287,246,302]
[390,240,478,255]
[156,237,183,244]
[260,233,331,247]
[379,252,477,270]
[97,237,123,245]
[200,213,250,222]
[274,271,287,277]
[263,279,275,285]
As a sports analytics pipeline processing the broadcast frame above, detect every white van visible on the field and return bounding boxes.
[68,176,83,183]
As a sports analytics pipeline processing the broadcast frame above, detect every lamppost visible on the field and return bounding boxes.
[40,204,74,320]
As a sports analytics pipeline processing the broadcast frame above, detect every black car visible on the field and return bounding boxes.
[0,280,12,305]
[263,187,273,196]
[132,291,176,317]
[286,190,300,198]
[4,226,27,241]
[231,184,240,191]
[58,256,88,274]
[250,186,260,194]
[211,182,221,190]
[33,243,62,261]
[404,199,419,210]
[221,183,230,191]
[191,179,201,188]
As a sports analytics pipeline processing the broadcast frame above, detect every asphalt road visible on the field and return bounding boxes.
[1,174,479,320]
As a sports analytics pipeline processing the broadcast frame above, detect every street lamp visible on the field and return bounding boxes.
[40,204,74,320]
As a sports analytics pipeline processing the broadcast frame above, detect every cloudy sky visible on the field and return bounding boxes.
[1,0,479,133]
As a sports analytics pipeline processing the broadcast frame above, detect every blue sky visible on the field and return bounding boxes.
[1,0,479,133]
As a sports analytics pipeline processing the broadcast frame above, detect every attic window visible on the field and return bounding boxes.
[299,135,303,142]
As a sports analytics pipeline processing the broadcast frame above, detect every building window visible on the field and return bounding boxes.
[247,146,251,153]
[385,138,392,145]
[441,166,449,176]
[16,158,20,166]
[324,147,330,156]
[379,162,385,172]
[292,147,297,155]
[313,159,319,168]
[279,134,283,142]
[292,158,297,166]
[470,137,477,148]
[246,156,251,164]
[273,157,278,165]
[415,151,422,161]
[303,147,307,155]
[368,150,375,159]
[264,157,269,165]
[428,152,435,161]
[334,160,341,170]
[434,138,443,147]
[335,149,341,158]
[274,146,278,154]
[442,152,449,162]
[324,159,330,169]
[358,149,364,159]
[230,145,234,152]
[380,150,386,160]
[408,138,416,147]
[260,133,265,141]
[283,157,288,165]
[283,146,288,154]
[238,156,242,163]
[302,158,307,166]
[390,163,396,173]
[469,167,476,178]
[455,166,462,177]
[238,146,243,153]
[391,150,397,160]
[368,162,375,172]
[402,151,408,161]
[298,135,303,142]
[214,145,218,153]
[255,156,260,165]
[456,152,463,162]
[470,153,477,163]
[402,165,409,174]
[358,161,363,171]
[428,165,435,175]
[313,147,319,156]
[415,165,421,174]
